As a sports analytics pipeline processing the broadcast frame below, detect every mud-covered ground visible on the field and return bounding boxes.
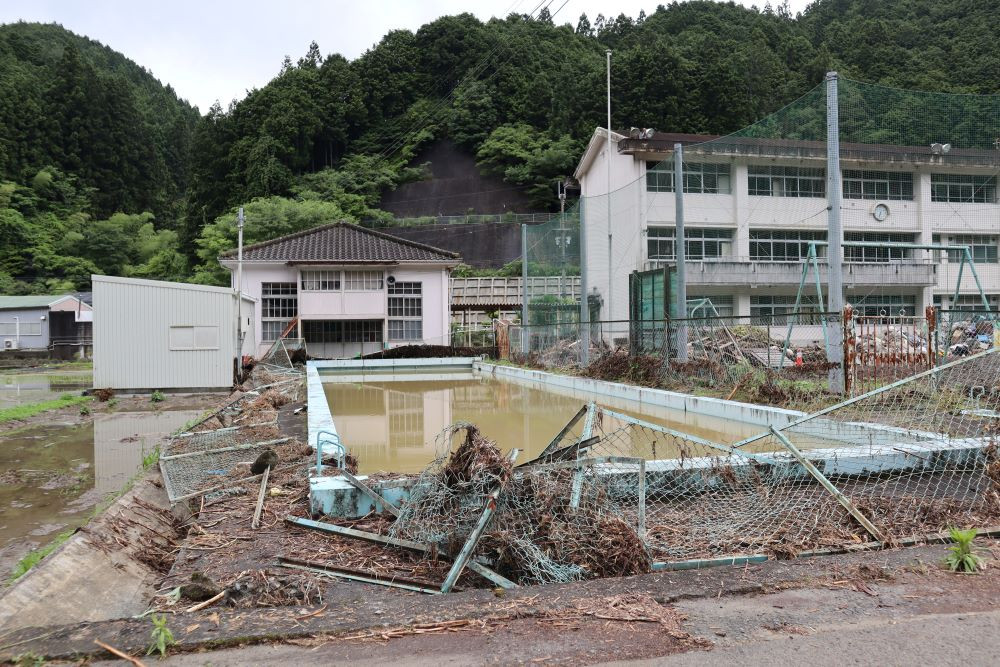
[6,539,998,665]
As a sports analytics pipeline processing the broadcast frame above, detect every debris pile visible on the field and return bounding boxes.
[391,424,650,585]
[947,317,995,357]
[854,325,930,361]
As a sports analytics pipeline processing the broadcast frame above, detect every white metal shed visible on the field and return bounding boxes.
[93,275,256,391]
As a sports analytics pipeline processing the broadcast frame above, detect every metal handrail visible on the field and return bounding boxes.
[315,429,346,473]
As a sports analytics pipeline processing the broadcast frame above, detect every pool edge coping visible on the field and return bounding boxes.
[473,361,806,428]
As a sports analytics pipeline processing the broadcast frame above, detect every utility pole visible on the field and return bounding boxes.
[236,207,245,374]
[674,144,688,362]
[606,49,613,324]
[826,72,845,393]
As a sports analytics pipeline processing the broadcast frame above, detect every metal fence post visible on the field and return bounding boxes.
[769,427,884,543]
[637,458,646,538]
[842,305,855,396]
[826,71,845,394]
[674,143,688,362]
[521,223,529,354]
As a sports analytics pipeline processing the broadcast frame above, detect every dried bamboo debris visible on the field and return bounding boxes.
[390,425,651,585]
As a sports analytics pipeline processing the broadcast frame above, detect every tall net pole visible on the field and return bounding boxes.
[605,49,613,322]
[235,207,245,372]
[579,199,590,364]
[521,222,529,353]
[674,143,688,361]
[825,72,845,393]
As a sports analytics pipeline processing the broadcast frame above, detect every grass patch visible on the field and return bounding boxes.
[8,528,75,583]
[51,360,93,371]
[0,395,93,423]
[42,374,93,385]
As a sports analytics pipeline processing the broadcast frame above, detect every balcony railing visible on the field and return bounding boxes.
[645,257,938,287]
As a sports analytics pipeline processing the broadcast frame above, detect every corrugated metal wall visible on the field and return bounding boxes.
[93,276,253,390]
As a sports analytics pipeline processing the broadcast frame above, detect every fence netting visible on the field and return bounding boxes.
[159,363,305,503]
[522,202,581,329]
[553,77,1000,396]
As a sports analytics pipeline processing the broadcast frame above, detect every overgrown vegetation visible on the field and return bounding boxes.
[142,445,160,470]
[2,1,998,292]
[0,394,92,423]
[150,390,165,403]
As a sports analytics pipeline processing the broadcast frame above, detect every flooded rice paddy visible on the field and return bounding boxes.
[0,408,202,577]
[1,372,92,408]
[323,370,768,475]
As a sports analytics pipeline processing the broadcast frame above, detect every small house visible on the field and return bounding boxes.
[0,295,92,357]
[219,223,461,358]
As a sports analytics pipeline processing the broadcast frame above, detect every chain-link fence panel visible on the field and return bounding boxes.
[159,364,305,503]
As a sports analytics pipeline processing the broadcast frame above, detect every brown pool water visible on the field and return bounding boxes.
[323,373,767,475]
[0,409,201,578]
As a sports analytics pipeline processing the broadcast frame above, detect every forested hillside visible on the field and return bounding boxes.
[0,22,199,293]
[1,0,997,292]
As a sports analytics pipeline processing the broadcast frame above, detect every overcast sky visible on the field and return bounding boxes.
[0,0,814,113]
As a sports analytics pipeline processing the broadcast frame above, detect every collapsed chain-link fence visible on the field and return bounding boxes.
[160,364,305,503]
[387,347,1000,584]
[258,337,307,375]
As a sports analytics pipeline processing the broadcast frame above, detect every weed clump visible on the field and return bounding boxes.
[943,527,984,573]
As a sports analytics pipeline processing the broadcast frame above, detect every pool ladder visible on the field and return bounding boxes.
[314,429,346,474]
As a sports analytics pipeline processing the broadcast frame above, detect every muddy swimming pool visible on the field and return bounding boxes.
[322,370,773,475]
[0,409,202,577]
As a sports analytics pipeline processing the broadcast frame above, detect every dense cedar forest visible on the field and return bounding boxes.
[1,0,997,291]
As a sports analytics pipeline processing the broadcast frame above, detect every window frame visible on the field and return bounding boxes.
[388,281,423,341]
[848,293,917,317]
[750,294,822,325]
[931,174,997,204]
[168,325,220,351]
[749,229,827,261]
[946,235,999,264]
[343,270,384,291]
[646,161,732,194]
[844,232,916,263]
[747,165,825,198]
[647,227,734,261]
[261,282,298,342]
[300,269,342,291]
[0,322,42,336]
[688,295,734,317]
[842,170,913,201]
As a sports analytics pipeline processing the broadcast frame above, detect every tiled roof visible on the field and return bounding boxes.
[222,222,460,263]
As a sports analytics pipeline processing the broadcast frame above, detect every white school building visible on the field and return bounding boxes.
[575,129,999,322]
